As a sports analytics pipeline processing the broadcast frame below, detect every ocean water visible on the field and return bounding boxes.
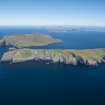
[0,27,105,105]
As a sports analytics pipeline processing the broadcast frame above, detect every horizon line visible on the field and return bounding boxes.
[0,25,105,28]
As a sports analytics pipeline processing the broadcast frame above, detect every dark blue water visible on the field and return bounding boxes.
[0,27,105,105]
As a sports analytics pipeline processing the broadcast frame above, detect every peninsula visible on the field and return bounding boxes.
[1,48,105,66]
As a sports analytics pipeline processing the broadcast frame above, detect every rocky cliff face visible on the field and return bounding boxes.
[1,48,105,66]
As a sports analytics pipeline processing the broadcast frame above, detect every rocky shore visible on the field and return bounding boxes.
[1,48,105,66]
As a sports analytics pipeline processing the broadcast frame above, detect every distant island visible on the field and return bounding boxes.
[0,34,61,48]
[1,48,105,66]
[45,26,105,32]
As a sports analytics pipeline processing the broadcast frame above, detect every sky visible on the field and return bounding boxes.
[0,0,105,26]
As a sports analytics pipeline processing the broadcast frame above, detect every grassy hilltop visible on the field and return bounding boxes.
[0,34,61,48]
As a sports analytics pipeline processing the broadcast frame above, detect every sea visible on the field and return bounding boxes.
[0,26,105,105]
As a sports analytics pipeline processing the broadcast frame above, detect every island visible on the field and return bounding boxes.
[0,34,105,66]
[46,26,80,32]
[1,48,105,66]
[0,34,61,48]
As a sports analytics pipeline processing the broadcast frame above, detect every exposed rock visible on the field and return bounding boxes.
[1,48,105,66]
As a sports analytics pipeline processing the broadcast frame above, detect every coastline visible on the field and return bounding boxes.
[1,48,105,66]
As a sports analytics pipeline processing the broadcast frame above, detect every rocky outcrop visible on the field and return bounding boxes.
[1,48,105,66]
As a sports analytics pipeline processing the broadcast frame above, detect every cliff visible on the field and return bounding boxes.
[1,48,105,66]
